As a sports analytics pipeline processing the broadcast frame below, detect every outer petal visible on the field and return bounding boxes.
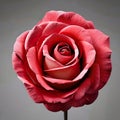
[72,95,87,107]
[71,63,100,107]
[57,11,94,29]
[41,89,77,104]
[13,31,29,59]
[85,92,98,105]
[26,47,41,74]
[12,31,33,85]
[73,78,91,101]
[24,83,45,103]
[24,81,78,105]
[38,11,94,29]
[25,23,47,50]
[87,63,100,93]
[44,101,72,112]
[43,76,80,90]
[72,92,98,107]
[26,47,53,91]
[60,25,92,44]
[42,21,67,36]
[73,41,96,81]
[88,29,112,89]
[37,10,64,24]
[12,52,40,86]
[12,52,32,85]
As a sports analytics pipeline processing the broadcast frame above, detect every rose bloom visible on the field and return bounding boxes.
[12,10,112,112]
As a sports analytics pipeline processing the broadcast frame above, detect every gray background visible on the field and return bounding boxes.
[0,0,120,120]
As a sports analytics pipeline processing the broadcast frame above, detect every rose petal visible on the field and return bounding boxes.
[12,31,40,86]
[41,88,77,103]
[12,31,34,85]
[37,10,64,24]
[72,92,98,107]
[72,95,87,107]
[43,75,80,90]
[12,52,39,86]
[24,60,40,86]
[69,63,100,106]
[42,21,67,36]
[44,59,80,80]
[13,31,29,59]
[12,52,33,85]
[87,63,100,93]
[26,47,41,74]
[42,33,78,53]
[53,43,74,64]
[88,29,112,89]
[18,54,40,86]
[24,82,77,105]
[24,83,44,103]
[37,10,94,29]
[44,101,72,112]
[43,45,63,70]
[85,92,98,105]
[74,77,91,100]
[36,74,54,91]
[74,41,96,80]
[80,41,96,67]
[60,25,92,44]
[25,23,47,50]
[26,47,53,90]
[57,11,94,29]
[42,33,79,68]
[73,64,100,107]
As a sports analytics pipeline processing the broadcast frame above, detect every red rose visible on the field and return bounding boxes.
[12,10,112,112]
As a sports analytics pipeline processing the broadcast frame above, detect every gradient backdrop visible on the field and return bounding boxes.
[0,0,120,120]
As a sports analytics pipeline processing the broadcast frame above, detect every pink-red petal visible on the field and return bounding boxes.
[42,21,67,36]
[73,78,91,101]
[24,82,77,105]
[26,47,41,74]
[42,33,79,67]
[88,29,112,89]
[74,41,96,80]
[72,92,98,107]
[53,44,74,64]
[37,10,64,24]
[13,31,29,59]
[25,25,46,50]
[60,25,92,44]
[44,59,80,80]
[38,10,94,29]
[57,11,94,29]
[87,63,100,93]
[24,83,44,103]
[12,52,33,85]
[44,101,72,112]
[26,47,53,90]
[43,45,63,70]
[43,75,80,90]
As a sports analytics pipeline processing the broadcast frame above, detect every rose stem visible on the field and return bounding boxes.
[64,111,68,120]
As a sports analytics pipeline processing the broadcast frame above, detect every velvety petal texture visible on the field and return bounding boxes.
[12,10,112,112]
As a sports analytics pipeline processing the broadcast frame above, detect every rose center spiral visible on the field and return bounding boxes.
[58,42,73,56]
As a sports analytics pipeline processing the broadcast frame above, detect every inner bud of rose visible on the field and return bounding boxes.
[43,40,80,79]
[58,42,73,56]
[53,42,74,65]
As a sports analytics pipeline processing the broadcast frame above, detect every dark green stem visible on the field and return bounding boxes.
[64,111,68,120]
